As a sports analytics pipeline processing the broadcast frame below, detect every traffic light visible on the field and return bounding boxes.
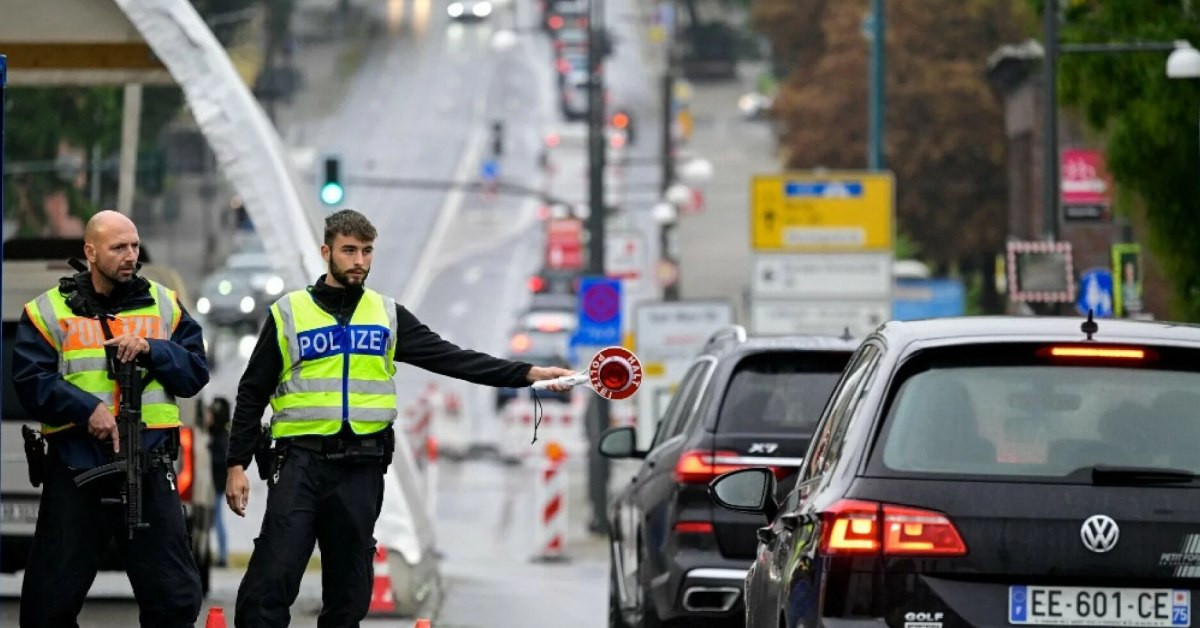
[491,121,505,157]
[319,156,345,206]
[610,109,635,145]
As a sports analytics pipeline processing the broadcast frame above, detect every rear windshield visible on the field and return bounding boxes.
[3,322,32,422]
[716,351,849,434]
[873,343,1200,479]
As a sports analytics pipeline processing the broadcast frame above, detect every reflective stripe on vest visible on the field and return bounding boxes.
[24,281,182,435]
[268,288,398,438]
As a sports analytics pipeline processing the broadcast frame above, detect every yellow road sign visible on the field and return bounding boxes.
[751,172,894,251]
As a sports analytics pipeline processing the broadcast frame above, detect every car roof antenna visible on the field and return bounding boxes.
[1081,309,1098,341]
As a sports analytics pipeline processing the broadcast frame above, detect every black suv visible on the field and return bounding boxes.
[600,326,857,627]
[710,316,1200,628]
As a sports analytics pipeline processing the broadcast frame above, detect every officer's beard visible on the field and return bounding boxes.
[330,259,369,288]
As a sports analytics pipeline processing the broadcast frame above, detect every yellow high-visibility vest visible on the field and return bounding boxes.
[24,281,183,435]
[268,288,398,438]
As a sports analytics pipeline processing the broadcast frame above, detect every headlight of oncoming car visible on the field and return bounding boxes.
[264,275,285,296]
[448,2,464,17]
[240,296,256,314]
[473,1,492,16]
[197,297,211,315]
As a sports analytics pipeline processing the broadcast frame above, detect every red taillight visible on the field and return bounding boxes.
[673,450,742,483]
[178,426,194,502]
[819,500,967,557]
[548,15,564,29]
[882,504,968,555]
[528,275,546,292]
[820,500,880,555]
[675,521,714,534]
[556,58,570,73]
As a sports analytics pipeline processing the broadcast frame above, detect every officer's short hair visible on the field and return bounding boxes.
[324,209,377,246]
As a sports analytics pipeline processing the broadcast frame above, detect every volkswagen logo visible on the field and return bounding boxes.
[1081,515,1120,553]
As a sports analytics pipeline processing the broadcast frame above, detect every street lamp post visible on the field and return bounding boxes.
[1166,42,1200,166]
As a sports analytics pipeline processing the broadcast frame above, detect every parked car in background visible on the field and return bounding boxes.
[196,250,288,332]
[711,316,1200,628]
[600,326,858,627]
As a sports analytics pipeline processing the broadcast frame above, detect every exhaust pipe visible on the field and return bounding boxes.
[681,586,740,613]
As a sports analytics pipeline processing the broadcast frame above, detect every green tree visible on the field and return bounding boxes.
[757,0,1028,313]
[1053,0,1200,320]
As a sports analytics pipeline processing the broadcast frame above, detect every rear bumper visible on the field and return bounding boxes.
[654,550,749,623]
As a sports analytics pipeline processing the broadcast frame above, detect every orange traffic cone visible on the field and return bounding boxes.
[414,619,432,628]
[368,546,397,614]
[205,606,228,628]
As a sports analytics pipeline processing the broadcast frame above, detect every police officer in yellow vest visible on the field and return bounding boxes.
[11,211,210,627]
[225,210,574,627]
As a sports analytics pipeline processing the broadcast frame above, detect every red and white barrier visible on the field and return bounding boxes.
[532,443,569,561]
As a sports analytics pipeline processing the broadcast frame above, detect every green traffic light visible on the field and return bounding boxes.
[320,182,345,206]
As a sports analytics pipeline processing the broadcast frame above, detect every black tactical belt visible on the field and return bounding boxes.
[286,435,387,460]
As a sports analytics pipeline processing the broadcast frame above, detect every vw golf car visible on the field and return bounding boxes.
[710,316,1199,628]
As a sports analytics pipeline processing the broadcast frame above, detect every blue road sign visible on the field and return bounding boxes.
[892,278,965,320]
[1076,267,1114,318]
[481,158,500,181]
[784,180,864,198]
[576,277,622,346]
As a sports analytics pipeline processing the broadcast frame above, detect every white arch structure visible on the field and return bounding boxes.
[115,0,325,288]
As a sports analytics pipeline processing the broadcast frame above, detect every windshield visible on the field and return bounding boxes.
[716,351,848,434]
[876,345,1200,479]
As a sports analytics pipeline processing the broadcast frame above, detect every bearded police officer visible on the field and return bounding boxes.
[226,209,574,627]
[12,211,209,627]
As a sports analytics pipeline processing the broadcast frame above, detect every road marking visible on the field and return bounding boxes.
[400,122,487,309]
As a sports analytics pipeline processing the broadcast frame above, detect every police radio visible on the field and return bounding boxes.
[532,346,642,400]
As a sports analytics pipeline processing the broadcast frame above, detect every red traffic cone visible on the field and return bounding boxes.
[205,606,228,628]
[368,546,397,614]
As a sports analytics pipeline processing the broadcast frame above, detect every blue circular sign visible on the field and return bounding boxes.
[583,282,619,323]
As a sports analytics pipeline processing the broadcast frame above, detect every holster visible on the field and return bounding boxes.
[253,425,274,481]
[21,425,47,488]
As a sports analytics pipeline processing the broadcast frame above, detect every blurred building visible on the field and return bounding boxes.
[986,40,1169,318]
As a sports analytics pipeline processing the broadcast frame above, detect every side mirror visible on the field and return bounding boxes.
[708,468,778,520]
[598,426,644,459]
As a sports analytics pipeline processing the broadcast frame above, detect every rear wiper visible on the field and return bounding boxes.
[1089,465,1199,485]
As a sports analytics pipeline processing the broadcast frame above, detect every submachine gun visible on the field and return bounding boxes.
[72,326,152,540]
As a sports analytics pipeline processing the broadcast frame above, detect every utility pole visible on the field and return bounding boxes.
[587,0,607,274]
[1,55,7,254]
[1043,0,1060,242]
[585,0,612,536]
[659,1,680,300]
[868,0,886,170]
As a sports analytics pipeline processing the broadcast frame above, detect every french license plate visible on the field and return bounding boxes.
[1010,586,1190,627]
[0,500,39,524]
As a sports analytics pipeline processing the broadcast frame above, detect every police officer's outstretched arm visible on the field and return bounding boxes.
[394,305,574,389]
[12,310,114,439]
[224,315,284,516]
